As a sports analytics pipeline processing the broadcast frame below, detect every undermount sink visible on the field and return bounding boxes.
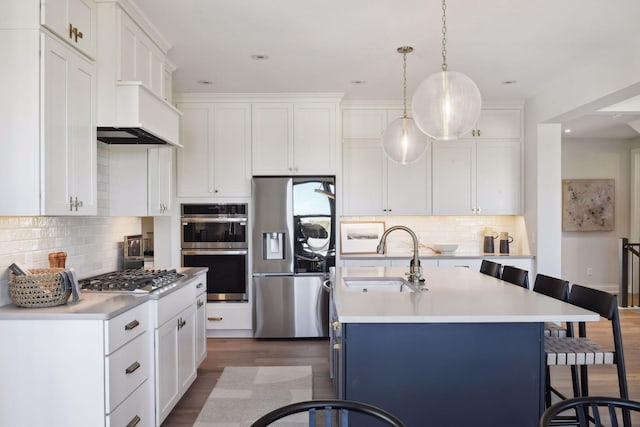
[343,277,415,293]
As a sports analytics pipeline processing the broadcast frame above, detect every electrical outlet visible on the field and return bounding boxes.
[471,231,478,241]
[587,267,593,276]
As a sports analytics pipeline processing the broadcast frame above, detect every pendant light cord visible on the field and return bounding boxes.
[441,0,448,71]
[402,50,408,118]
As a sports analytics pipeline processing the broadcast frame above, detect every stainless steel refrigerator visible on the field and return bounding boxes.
[252,176,335,338]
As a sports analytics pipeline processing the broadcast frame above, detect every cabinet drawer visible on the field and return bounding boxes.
[105,301,150,354]
[106,379,153,427]
[206,303,251,330]
[106,331,151,412]
[157,280,196,326]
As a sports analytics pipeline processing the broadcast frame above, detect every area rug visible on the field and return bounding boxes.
[194,366,312,426]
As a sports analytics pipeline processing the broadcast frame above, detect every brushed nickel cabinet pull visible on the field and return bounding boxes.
[197,300,204,308]
[197,283,204,289]
[125,361,141,374]
[127,415,141,427]
[208,316,223,321]
[124,320,140,330]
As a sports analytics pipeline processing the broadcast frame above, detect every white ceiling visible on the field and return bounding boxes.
[130,0,640,139]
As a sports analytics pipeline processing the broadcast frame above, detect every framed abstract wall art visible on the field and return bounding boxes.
[562,179,614,231]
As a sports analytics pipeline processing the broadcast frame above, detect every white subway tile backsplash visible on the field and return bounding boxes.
[340,215,530,255]
[0,216,141,306]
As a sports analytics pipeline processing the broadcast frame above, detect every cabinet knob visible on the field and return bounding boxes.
[476,206,482,213]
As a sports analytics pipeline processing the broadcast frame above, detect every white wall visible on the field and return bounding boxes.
[524,43,640,278]
[561,138,640,292]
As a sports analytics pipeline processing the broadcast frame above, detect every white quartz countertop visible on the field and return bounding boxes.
[0,267,208,320]
[334,266,598,323]
[0,292,149,320]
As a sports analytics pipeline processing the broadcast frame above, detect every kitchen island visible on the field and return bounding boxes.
[331,266,598,427]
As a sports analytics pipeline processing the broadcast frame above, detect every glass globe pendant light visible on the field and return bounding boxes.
[411,0,482,140]
[381,46,428,165]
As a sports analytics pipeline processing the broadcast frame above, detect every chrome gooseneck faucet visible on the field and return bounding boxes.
[376,225,423,283]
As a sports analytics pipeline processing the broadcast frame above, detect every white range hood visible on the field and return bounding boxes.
[97,81,183,147]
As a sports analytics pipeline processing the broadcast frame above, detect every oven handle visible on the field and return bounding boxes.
[181,217,247,224]
[181,249,248,256]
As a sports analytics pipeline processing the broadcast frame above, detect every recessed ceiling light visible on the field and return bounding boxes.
[251,54,269,61]
[564,128,572,133]
[501,80,517,85]
[197,80,213,86]
[351,80,366,85]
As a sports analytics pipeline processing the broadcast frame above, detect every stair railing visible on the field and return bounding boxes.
[619,237,640,307]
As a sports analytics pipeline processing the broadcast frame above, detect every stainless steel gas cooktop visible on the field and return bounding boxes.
[79,269,184,293]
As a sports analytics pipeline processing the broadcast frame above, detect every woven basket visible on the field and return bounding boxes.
[9,268,71,308]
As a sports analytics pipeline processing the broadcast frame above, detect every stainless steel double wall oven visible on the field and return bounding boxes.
[181,203,248,301]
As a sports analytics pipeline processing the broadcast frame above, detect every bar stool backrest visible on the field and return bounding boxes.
[479,260,501,278]
[501,265,529,288]
[533,274,569,301]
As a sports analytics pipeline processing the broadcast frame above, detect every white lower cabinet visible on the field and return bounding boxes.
[0,301,153,427]
[195,282,207,366]
[206,302,252,331]
[155,278,201,425]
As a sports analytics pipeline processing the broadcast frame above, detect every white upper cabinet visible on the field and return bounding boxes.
[177,102,252,198]
[0,3,97,216]
[432,138,522,215]
[462,108,521,139]
[148,147,173,215]
[251,101,338,175]
[43,34,97,215]
[341,108,431,216]
[108,146,174,216]
[433,107,523,215]
[118,9,165,97]
[41,0,96,58]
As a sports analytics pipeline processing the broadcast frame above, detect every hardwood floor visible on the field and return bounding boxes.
[161,310,640,426]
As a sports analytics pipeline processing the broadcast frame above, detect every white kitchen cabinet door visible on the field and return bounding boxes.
[293,103,337,174]
[463,108,522,139]
[432,140,476,215]
[212,103,251,197]
[476,140,522,214]
[118,9,164,99]
[176,104,210,196]
[251,103,294,174]
[342,109,387,139]
[177,102,251,197]
[342,140,386,215]
[177,303,197,393]
[43,33,97,215]
[148,147,173,216]
[156,316,180,424]
[252,102,337,175]
[41,0,96,58]
[195,292,207,366]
